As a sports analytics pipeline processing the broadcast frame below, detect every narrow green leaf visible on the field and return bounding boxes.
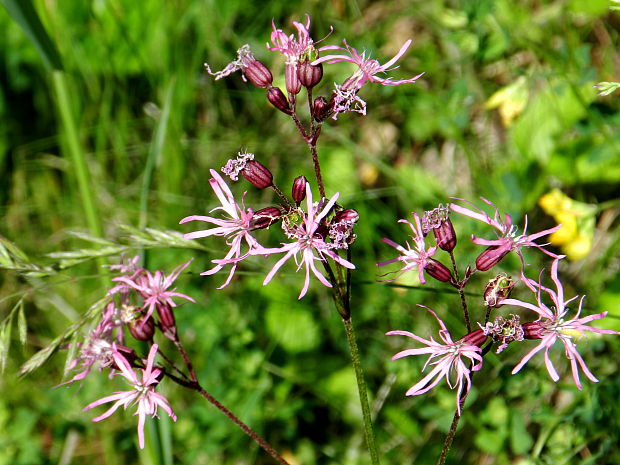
[0,0,63,70]
[19,296,108,376]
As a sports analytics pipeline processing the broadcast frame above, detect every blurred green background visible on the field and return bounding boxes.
[1,0,620,464]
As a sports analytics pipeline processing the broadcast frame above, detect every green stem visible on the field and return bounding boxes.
[343,317,381,465]
[52,72,106,281]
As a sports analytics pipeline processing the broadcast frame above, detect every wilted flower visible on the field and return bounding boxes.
[450,197,562,271]
[261,183,355,299]
[205,44,272,88]
[180,169,263,288]
[500,259,619,388]
[480,314,524,353]
[387,306,486,415]
[83,344,176,449]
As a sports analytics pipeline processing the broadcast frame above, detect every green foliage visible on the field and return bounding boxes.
[1,0,620,464]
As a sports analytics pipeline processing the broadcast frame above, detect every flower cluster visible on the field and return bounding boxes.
[180,158,356,299]
[63,258,194,448]
[205,16,422,119]
[382,200,618,413]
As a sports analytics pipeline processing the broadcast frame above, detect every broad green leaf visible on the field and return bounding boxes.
[510,411,534,455]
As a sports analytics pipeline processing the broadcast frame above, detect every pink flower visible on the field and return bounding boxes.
[312,39,423,117]
[377,213,440,284]
[267,15,323,64]
[262,183,355,299]
[313,39,423,88]
[450,198,561,270]
[500,259,619,389]
[267,15,332,94]
[112,260,195,322]
[387,306,486,415]
[83,344,176,449]
[180,169,262,288]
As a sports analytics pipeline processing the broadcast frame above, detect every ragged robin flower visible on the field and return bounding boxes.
[180,169,264,288]
[450,197,561,272]
[387,306,487,415]
[500,259,619,389]
[83,344,176,449]
[261,182,355,299]
[313,39,423,118]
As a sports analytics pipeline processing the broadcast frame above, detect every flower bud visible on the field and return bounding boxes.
[424,259,453,283]
[157,304,177,340]
[458,328,487,348]
[250,206,282,230]
[299,60,323,88]
[241,160,273,189]
[333,208,359,224]
[285,63,302,95]
[243,59,273,88]
[312,96,331,121]
[483,273,515,307]
[292,176,308,203]
[475,243,512,271]
[128,315,155,341]
[267,87,292,115]
[522,321,545,340]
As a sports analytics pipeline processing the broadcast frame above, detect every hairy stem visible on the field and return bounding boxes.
[449,251,471,332]
[165,373,290,465]
[343,317,381,465]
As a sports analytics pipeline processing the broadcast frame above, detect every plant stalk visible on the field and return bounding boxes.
[343,316,381,465]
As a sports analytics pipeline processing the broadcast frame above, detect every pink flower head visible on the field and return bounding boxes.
[83,344,176,449]
[267,15,332,95]
[313,39,423,117]
[180,169,263,288]
[450,197,562,270]
[267,15,328,64]
[112,260,195,323]
[204,45,273,88]
[500,259,620,389]
[387,306,486,415]
[261,183,355,299]
[377,212,439,285]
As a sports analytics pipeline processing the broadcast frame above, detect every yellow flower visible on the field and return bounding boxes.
[485,77,528,127]
[537,190,596,261]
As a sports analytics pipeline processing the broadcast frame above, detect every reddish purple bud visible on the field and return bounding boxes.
[458,328,487,348]
[267,87,292,115]
[157,304,177,340]
[475,243,512,271]
[312,96,331,121]
[243,59,273,88]
[292,176,308,203]
[250,206,283,230]
[285,63,301,95]
[128,316,155,341]
[241,160,273,189]
[522,321,545,340]
[333,208,359,224]
[299,60,323,88]
[483,273,515,308]
[425,259,453,283]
